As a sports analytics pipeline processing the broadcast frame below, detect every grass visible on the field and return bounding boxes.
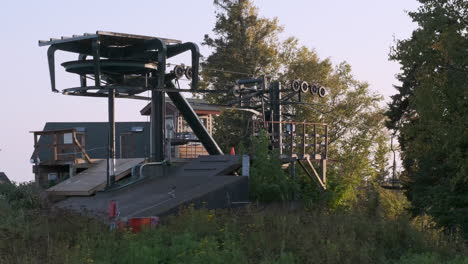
[1,182,467,264]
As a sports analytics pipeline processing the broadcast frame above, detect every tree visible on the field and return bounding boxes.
[201,0,283,151]
[386,0,468,235]
[203,0,391,208]
[278,40,389,208]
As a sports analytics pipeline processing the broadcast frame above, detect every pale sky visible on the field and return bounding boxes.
[0,0,419,182]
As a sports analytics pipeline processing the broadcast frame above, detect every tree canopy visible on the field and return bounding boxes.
[386,0,468,235]
[202,0,391,208]
[201,0,284,150]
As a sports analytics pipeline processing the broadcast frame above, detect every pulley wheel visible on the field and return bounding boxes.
[300,81,309,93]
[310,84,319,95]
[318,87,327,97]
[292,80,301,92]
[185,66,193,80]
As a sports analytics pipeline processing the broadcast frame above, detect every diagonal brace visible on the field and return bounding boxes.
[298,159,326,190]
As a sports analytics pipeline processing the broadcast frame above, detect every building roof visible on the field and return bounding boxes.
[0,172,11,184]
[140,97,220,116]
[31,122,151,163]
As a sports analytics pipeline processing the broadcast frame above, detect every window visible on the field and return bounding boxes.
[63,133,73,144]
[48,173,58,181]
[131,126,144,132]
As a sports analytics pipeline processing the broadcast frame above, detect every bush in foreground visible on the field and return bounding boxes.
[1,182,467,263]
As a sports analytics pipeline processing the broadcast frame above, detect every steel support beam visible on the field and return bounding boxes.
[151,88,165,161]
[78,53,87,87]
[270,81,282,153]
[145,38,167,162]
[90,37,116,188]
[166,82,223,155]
[46,46,59,92]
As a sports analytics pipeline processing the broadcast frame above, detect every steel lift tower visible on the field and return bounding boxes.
[39,31,222,187]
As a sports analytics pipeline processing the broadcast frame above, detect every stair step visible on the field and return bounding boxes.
[198,155,238,160]
[184,168,218,171]
[199,160,231,163]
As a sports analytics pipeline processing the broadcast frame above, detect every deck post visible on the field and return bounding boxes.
[53,134,57,161]
[302,123,306,157]
[320,159,327,186]
[108,87,116,186]
[69,165,76,178]
[290,160,296,200]
[313,124,317,156]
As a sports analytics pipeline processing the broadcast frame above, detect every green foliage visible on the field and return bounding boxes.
[377,188,411,219]
[211,110,252,152]
[386,0,468,236]
[391,253,468,264]
[249,130,298,202]
[203,0,282,89]
[276,40,392,209]
[202,0,283,150]
[0,181,43,209]
[1,183,468,263]
[374,132,391,183]
[0,182,107,263]
[202,0,392,209]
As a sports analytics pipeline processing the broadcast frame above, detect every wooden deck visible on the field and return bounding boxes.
[177,144,209,159]
[46,158,144,196]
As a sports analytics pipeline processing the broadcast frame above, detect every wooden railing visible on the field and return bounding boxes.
[177,144,209,159]
[31,129,91,164]
[252,120,329,190]
[252,120,328,160]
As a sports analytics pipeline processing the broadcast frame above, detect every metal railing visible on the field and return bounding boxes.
[252,120,328,160]
[31,129,92,164]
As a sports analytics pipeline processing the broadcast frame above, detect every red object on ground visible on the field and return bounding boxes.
[129,218,142,233]
[108,200,117,218]
[128,217,160,233]
[230,147,235,155]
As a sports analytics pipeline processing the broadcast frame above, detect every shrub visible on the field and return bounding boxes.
[0,181,43,210]
[249,130,298,202]
[392,253,468,264]
[2,181,467,263]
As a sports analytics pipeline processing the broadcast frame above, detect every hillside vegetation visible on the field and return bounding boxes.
[1,182,467,264]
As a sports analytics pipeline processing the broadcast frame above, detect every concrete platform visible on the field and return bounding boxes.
[54,155,248,218]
